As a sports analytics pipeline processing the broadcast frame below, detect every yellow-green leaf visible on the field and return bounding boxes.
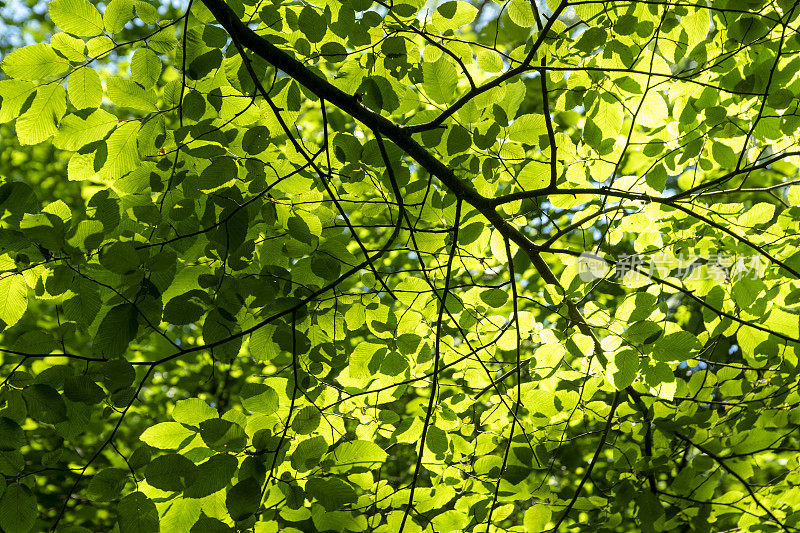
[508,0,536,27]
[104,0,134,34]
[53,108,118,151]
[139,422,194,449]
[107,77,157,111]
[431,1,478,32]
[592,98,623,140]
[509,113,547,143]
[49,0,105,37]
[98,121,141,181]
[423,56,458,105]
[0,273,28,328]
[476,49,503,73]
[16,84,67,145]
[68,67,103,109]
[0,80,36,123]
[1,44,70,81]
[51,33,87,61]
[130,48,162,88]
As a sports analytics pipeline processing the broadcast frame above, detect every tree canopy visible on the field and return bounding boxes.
[2,0,800,531]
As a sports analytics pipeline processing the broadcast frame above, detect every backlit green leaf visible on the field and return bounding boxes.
[423,56,458,104]
[140,422,194,449]
[2,44,70,81]
[16,84,67,145]
[68,67,103,109]
[49,0,104,37]
[104,0,134,34]
[0,274,27,328]
[130,48,162,88]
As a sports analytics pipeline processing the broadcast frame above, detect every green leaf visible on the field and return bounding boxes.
[199,419,246,452]
[327,440,387,471]
[518,161,549,190]
[64,376,105,404]
[431,510,468,532]
[731,277,766,309]
[240,383,279,415]
[0,483,36,533]
[652,331,702,362]
[509,114,547,144]
[22,384,67,424]
[102,358,136,392]
[249,327,278,362]
[682,8,709,47]
[291,405,321,435]
[423,56,458,104]
[87,468,128,502]
[1,44,70,81]
[87,35,115,57]
[184,453,238,498]
[711,142,737,169]
[0,418,25,452]
[94,304,139,358]
[607,350,638,390]
[480,288,508,308]
[107,77,158,111]
[148,30,177,54]
[62,278,102,326]
[226,477,261,521]
[446,125,471,155]
[118,492,159,533]
[0,274,27,328]
[737,202,775,227]
[135,1,159,24]
[104,0,134,34]
[590,92,622,134]
[0,80,36,123]
[144,453,198,491]
[16,84,67,145]
[98,122,141,181]
[636,490,664,532]
[49,0,105,37]
[68,67,103,110]
[508,0,536,28]
[575,27,607,53]
[432,1,478,31]
[190,515,234,533]
[426,425,448,454]
[53,109,118,151]
[130,48,162,88]
[242,126,270,155]
[298,7,326,43]
[99,241,141,275]
[291,436,329,473]
[637,92,669,129]
[12,331,58,355]
[139,422,195,449]
[51,32,87,61]
[163,290,210,326]
[172,398,217,427]
[524,505,551,532]
[199,156,237,191]
[287,215,312,244]
[305,477,357,511]
[476,50,503,73]
[202,309,242,362]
